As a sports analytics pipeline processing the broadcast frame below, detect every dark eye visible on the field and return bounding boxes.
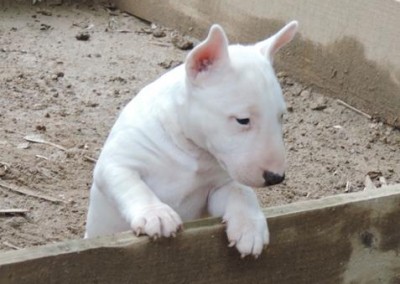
[236,118,250,125]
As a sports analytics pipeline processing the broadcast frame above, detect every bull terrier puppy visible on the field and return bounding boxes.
[85,21,298,258]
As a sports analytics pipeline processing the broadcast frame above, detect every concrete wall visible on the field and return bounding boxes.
[115,0,400,127]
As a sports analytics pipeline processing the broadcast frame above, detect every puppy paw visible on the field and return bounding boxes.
[223,211,269,258]
[130,203,183,239]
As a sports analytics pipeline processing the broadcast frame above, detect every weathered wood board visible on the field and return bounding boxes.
[113,0,400,128]
[1,185,400,283]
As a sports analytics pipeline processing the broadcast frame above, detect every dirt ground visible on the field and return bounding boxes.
[1,2,399,252]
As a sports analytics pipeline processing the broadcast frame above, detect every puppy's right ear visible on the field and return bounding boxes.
[185,24,230,84]
[256,21,298,63]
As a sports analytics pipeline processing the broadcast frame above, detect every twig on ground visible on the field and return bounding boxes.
[0,181,65,204]
[35,154,49,160]
[345,181,352,193]
[83,155,97,163]
[3,241,21,250]
[148,41,171,47]
[24,134,67,151]
[116,29,133,33]
[336,99,372,120]
[379,176,388,187]
[364,175,376,190]
[0,208,29,216]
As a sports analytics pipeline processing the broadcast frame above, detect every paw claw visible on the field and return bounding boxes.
[224,211,269,259]
[130,203,182,239]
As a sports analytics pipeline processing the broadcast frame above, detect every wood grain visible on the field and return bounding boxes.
[1,185,400,283]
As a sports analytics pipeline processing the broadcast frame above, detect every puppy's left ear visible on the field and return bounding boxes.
[256,21,298,62]
[185,24,230,84]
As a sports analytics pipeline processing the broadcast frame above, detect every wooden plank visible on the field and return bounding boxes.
[1,185,400,283]
[114,0,400,127]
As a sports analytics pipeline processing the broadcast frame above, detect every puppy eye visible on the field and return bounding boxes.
[236,118,250,125]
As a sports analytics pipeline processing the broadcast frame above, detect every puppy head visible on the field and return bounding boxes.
[183,22,298,187]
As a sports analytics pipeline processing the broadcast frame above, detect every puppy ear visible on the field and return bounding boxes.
[256,21,298,62]
[185,24,230,83]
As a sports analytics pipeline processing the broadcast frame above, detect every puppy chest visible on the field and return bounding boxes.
[144,165,225,218]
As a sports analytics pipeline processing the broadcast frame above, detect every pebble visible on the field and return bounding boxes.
[152,28,166,38]
[158,60,182,70]
[289,83,303,96]
[310,97,328,111]
[171,34,193,50]
[300,89,311,100]
[76,31,90,41]
[37,9,53,16]
[40,24,51,31]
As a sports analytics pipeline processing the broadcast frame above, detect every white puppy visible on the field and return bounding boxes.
[85,21,298,258]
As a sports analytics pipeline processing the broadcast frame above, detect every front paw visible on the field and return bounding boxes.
[223,211,269,258]
[130,203,183,239]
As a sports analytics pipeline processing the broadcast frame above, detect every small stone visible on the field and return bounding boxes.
[310,97,328,111]
[289,83,303,96]
[367,171,382,179]
[152,28,166,38]
[109,76,127,84]
[158,60,182,70]
[76,31,90,41]
[37,9,52,16]
[36,125,47,132]
[277,71,287,78]
[17,142,30,149]
[40,24,51,31]
[171,34,194,50]
[87,102,99,108]
[300,90,311,100]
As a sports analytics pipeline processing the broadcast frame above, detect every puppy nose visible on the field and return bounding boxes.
[263,171,285,186]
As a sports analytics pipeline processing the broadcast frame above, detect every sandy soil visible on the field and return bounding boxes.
[1,3,399,252]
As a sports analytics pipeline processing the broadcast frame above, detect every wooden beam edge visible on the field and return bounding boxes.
[264,184,400,218]
[0,185,399,266]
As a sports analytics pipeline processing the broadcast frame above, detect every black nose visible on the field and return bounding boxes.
[263,171,285,186]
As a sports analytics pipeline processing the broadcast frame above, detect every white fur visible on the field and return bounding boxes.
[85,21,298,258]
